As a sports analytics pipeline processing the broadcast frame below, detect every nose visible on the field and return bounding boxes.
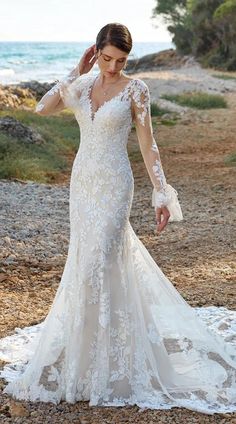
[108,61,117,72]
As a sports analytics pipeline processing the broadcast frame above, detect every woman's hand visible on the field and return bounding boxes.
[156,206,170,235]
[78,44,97,75]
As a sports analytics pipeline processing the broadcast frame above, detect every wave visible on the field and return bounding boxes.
[8,59,38,65]
[0,68,15,76]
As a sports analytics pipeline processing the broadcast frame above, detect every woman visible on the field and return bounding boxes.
[0,23,235,415]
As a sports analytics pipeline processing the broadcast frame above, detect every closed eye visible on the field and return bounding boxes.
[103,56,125,63]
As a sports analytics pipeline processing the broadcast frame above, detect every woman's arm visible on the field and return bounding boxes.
[131,79,183,232]
[35,44,97,116]
[35,65,81,116]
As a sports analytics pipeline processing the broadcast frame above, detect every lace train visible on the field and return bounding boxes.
[0,224,235,414]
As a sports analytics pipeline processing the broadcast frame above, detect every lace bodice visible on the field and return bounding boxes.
[35,70,183,221]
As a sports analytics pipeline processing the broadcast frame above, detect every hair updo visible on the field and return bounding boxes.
[96,23,132,54]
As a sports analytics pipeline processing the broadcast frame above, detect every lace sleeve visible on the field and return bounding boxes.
[35,66,82,115]
[131,79,183,222]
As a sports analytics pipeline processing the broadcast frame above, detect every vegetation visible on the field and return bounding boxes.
[150,103,170,116]
[212,73,236,80]
[161,91,228,108]
[0,109,80,183]
[152,0,236,70]
[224,152,236,165]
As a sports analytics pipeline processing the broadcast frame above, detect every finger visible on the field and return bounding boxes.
[84,46,94,57]
[88,54,96,64]
[86,49,96,60]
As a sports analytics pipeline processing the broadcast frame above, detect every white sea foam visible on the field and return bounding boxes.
[0,68,15,76]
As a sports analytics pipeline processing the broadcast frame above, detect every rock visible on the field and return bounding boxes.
[8,401,30,417]
[0,84,34,110]
[157,98,189,114]
[3,236,12,247]
[19,80,54,100]
[30,410,40,417]
[0,80,54,110]
[0,115,45,144]
[126,49,199,73]
[4,254,17,264]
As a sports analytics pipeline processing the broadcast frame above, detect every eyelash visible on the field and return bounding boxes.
[103,57,125,63]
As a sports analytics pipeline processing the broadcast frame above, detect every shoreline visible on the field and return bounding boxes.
[1,59,236,113]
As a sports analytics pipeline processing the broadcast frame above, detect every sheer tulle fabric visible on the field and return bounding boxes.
[0,73,235,415]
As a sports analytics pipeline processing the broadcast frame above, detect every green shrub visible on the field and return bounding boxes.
[212,73,236,80]
[0,110,80,182]
[161,92,227,109]
[150,103,170,116]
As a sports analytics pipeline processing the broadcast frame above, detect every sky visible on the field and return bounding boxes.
[0,0,171,42]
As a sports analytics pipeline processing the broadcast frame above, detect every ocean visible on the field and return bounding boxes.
[0,41,174,85]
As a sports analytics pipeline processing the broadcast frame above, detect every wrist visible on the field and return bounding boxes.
[68,66,80,79]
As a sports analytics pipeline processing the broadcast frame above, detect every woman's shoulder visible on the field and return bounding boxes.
[70,72,94,89]
[128,78,150,105]
[129,77,150,94]
[131,78,148,88]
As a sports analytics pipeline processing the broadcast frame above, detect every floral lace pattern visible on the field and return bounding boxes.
[35,71,80,113]
[0,73,235,414]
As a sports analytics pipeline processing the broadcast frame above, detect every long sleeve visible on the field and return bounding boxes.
[35,66,81,115]
[131,79,183,222]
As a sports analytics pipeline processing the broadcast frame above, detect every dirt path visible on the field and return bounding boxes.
[0,76,235,423]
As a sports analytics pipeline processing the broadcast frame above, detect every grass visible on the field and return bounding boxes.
[150,102,170,116]
[160,118,178,126]
[224,153,236,166]
[161,92,227,109]
[0,108,80,183]
[212,74,236,81]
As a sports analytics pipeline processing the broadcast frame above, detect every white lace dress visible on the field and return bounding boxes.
[0,72,235,415]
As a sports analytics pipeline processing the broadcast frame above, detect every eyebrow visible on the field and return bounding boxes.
[102,53,126,60]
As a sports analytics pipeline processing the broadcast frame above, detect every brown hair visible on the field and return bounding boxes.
[96,23,132,54]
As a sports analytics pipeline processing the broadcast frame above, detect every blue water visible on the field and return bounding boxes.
[0,41,174,85]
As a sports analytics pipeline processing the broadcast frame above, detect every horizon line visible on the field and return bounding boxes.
[0,40,173,44]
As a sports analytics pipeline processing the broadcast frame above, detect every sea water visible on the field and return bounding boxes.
[0,41,174,85]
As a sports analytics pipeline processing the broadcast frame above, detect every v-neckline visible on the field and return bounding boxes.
[87,74,134,122]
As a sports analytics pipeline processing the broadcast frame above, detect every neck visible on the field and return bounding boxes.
[98,71,123,86]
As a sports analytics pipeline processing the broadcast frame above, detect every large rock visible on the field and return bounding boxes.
[0,115,45,144]
[0,81,54,109]
[126,48,198,73]
[0,85,34,109]
[18,80,54,100]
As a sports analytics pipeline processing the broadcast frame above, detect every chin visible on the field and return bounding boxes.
[106,71,117,76]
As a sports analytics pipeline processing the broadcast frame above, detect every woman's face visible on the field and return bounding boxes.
[95,44,129,77]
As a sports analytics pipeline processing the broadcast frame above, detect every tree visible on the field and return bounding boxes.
[151,0,193,54]
[213,0,236,68]
[152,0,236,69]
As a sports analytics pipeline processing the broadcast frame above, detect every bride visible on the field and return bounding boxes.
[0,23,235,415]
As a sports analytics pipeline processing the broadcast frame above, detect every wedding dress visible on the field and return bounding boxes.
[0,70,235,415]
